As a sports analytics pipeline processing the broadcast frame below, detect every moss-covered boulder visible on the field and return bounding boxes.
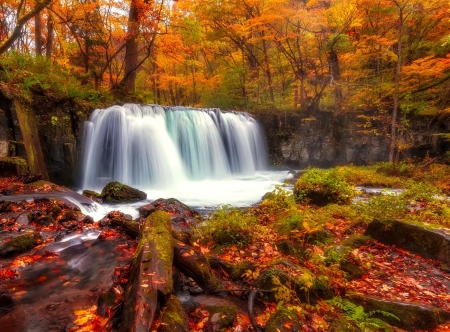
[347,292,450,330]
[0,232,43,257]
[265,307,303,332]
[205,305,237,328]
[160,296,188,332]
[256,266,335,304]
[101,181,147,203]
[365,219,450,264]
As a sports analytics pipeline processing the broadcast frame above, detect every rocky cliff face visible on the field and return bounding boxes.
[255,111,450,169]
[0,93,85,186]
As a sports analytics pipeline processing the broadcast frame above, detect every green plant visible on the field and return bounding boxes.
[402,182,443,203]
[261,184,296,211]
[203,206,257,248]
[327,297,399,331]
[294,168,355,206]
[355,194,408,223]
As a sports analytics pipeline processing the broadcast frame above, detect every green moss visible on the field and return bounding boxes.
[101,181,147,203]
[205,305,237,328]
[0,157,29,173]
[265,307,303,332]
[294,168,355,206]
[229,260,255,280]
[140,210,174,294]
[0,232,43,257]
[160,296,188,332]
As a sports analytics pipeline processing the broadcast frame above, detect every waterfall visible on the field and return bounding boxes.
[80,104,267,191]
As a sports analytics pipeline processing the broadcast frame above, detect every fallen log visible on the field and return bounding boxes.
[110,217,140,239]
[173,241,222,293]
[120,211,174,332]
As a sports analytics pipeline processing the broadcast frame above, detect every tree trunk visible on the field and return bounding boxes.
[120,211,174,332]
[13,100,48,180]
[328,49,342,114]
[45,8,54,58]
[34,12,42,55]
[122,0,139,93]
[390,5,404,162]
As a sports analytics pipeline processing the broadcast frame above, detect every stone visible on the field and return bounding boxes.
[365,219,450,265]
[0,232,43,257]
[347,292,450,330]
[101,181,147,203]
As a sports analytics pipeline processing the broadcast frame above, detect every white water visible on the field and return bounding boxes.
[80,104,282,212]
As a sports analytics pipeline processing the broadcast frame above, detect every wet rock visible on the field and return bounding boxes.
[347,292,450,330]
[35,215,53,226]
[51,205,62,219]
[82,190,103,203]
[34,197,50,204]
[97,290,116,318]
[265,307,303,332]
[0,201,14,213]
[59,210,76,223]
[0,291,14,317]
[82,215,94,224]
[98,217,110,227]
[0,232,43,257]
[205,304,237,329]
[365,219,450,264]
[101,181,146,203]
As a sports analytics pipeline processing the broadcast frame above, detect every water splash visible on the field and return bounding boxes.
[80,104,268,191]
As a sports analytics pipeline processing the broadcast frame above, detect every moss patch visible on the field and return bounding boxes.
[205,305,237,328]
[0,232,43,257]
[159,296,188,332]
[101,181,147,203]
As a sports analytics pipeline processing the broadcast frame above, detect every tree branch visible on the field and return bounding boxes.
[0,0,52,55]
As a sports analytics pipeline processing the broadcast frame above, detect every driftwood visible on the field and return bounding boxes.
[110,217,140,239]
[173,241,222,293]
[120,211,174,332]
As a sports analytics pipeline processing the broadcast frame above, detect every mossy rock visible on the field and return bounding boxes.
[347,292,450,330]
[293,168,354,206]
[82,190,103,203]
[329,317,360,332]
[365,219,450,264]
[0,157,28,176]
[265,307,303,332]
[160,296,188,332]
[256,266,334,304]
[205,304,237,328]
[340,260,364,280]
[101,181,147,203]
[277,239,310,260]
[0,201,15,213]
[0,232,43,257]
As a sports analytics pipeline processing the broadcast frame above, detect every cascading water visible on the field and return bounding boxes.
[80,104,269,194]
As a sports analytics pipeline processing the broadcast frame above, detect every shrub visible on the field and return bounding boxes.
[294,168,355,206]
[203,206,257,248]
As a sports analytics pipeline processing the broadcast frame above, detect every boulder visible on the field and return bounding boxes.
[365,219,450,264]
[0,232,43,257]
[347,292,450,330]
[101,181,147,203]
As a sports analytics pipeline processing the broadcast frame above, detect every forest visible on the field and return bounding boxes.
[1,1,450,332]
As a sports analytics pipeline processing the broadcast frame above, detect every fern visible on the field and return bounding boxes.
[327,297,399,331]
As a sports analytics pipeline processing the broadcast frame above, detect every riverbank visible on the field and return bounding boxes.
[0,162,450,331]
